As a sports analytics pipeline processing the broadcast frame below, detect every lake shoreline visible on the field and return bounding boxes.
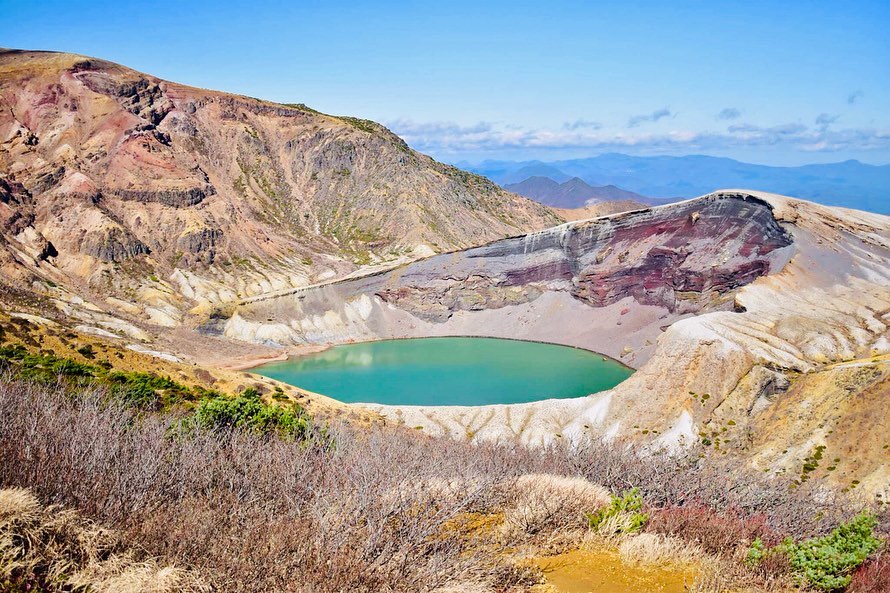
[220,343,333,371]
[249,336,634,407]
[241,334,633,372]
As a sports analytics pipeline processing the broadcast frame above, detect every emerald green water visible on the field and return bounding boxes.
[253,337,633,406]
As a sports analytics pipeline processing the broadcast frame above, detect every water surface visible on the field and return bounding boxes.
[253,337,632,406]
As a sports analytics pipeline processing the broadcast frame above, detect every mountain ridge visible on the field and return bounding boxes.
[505,175,653,208]
[464,154,890,213]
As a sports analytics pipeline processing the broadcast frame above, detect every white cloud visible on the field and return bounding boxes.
[562,119,602,131]
[815,113,839,131]
[386,118,890,156]
[726,122,809,140]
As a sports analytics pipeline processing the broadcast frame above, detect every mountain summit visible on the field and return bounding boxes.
[0,49,558,317]
[505,176,650,208]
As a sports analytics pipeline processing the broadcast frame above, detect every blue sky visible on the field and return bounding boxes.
[2,0,889,165]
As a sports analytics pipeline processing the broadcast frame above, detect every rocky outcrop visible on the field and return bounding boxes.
[0,179,33,234]
[374,194,791,318]
[111,186,212,207]
[73,64,173,125]
[177,227,223,254]
[568,196,790,310]
[0,178,27,204]
[31,167,67,194]
[82,227,150,262]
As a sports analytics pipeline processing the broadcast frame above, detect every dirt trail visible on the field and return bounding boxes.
[533,548,696,593]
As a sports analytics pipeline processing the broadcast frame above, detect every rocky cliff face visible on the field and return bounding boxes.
[227,193,792,344]
[378,193,791,319]
[0,49,558,324]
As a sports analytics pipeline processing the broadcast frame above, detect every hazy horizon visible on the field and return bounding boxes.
[448,152,890,169]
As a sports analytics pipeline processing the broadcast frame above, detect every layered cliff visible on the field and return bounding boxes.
[224,193,792,359]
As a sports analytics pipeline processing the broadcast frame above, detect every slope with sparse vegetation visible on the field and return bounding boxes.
[0,373,886,592]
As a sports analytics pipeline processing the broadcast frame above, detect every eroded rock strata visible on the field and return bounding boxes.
[227,193,793,351]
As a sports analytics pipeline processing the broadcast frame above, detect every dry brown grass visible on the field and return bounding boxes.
[646,503,777,555]
[688,556,798,593]
[502,474,611,539]
[0,487,207,593]
[850,551,890,593]
[0,377,521,591]
[0,376,878,592]
[617,532,703,567]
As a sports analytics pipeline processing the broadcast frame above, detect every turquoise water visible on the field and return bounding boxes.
[253,337,633,406]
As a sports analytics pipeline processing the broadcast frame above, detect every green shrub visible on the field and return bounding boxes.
[338,115,378,134]
[0,344,28,360]
[190,390,312,439]
[786,512,882,591]
[2,346,97,384]
[282,102,320,114]
[75,344,95,359]
[47,357,94,377]
[748,513,882,591]
[747,537,767,566]
[1,344,198,409]
[106,371,194,410]
[586,488,648,534]
[2,343,323,442]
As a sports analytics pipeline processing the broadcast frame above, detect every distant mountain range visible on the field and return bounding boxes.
[460,153,890,214]
[504,176,661,209]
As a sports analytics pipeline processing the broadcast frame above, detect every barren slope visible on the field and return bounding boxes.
[0,49,558,328]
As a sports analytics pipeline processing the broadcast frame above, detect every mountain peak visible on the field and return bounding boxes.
[0,49,560,315]
[505,175,649,208]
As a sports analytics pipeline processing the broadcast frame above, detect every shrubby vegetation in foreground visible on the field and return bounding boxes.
[0,376,886,592]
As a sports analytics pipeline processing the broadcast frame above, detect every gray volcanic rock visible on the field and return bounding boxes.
[177,228,223,254]
[82,227,150,262]
[112,186,213,207]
